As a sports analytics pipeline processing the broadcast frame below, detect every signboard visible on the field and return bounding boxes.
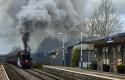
[107,37,113,43]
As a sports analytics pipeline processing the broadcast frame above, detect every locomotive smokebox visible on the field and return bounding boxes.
[22,32,30,51]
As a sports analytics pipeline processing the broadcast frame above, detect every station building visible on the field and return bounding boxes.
[73,43,95,68]
[42,32,125,73]
[88,32,125,72]
[49,46,73,66]
[49,39,95,67]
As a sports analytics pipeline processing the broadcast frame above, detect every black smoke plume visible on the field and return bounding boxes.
[22,32,30,51]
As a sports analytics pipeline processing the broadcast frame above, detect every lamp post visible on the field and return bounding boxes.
[80,32,83,68]
[87,51,90,69]
[74,30,83,68]
[59,32,65,66]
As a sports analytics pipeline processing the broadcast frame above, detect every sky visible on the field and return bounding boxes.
[0,0,125,55]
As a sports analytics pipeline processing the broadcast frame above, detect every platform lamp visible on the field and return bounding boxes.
[59,32,65,66]
[74,29,83,68]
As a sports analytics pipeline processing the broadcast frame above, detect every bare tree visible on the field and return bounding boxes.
[86,0,122,37]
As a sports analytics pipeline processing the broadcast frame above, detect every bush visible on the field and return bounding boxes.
[90,61,97,70]
[71,48,80,67]
[103,64,110,72]
[116,64,125,74]
[33,64,43,69]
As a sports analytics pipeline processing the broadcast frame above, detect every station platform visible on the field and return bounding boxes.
[0,65,9,80]
[43,66,125,80]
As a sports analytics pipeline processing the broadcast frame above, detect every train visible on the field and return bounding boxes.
[6,50,32,68]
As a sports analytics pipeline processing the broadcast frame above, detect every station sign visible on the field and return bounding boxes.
[107,37,113,43]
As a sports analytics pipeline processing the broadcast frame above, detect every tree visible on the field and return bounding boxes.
[71,48,80,67]
[86,0,122,37]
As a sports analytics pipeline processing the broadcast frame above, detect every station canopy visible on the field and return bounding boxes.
[85,32,125,46]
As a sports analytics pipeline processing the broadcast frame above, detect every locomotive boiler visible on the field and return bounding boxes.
[6,50,32,68]
[17,50,32,68]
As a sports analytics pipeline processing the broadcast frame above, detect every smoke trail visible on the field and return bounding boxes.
[16,0,78,51]
[22,32,30,51]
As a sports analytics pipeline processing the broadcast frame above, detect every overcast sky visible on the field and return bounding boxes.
[0,0,125,55]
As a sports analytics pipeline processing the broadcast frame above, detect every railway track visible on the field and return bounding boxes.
[4,63,64,80]
[25,69,63,80]
[33,69,63,80]
[4,64,27,80]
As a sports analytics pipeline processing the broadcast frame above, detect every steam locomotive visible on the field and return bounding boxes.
[6,50,32,68]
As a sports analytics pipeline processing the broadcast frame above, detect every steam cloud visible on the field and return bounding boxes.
[16,0,79,51]
[17,0,78,32]
[0,0,124,53]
